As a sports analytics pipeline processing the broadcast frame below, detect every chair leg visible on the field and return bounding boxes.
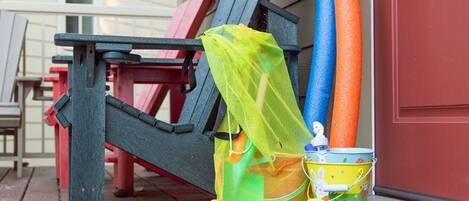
[17,127,23,178]
[114,149,133,197]
[59,127,69,187]
[54,126,60,179]
[112,69,134,196]
[13,131,17,169]
[17,82,25,178]
[3,135,6,153]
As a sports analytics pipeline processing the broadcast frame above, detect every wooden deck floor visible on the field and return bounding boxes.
[0,165,215,201]
[0,165,401,201]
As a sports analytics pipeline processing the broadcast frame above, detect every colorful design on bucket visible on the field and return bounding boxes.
[312,168,331,200]
[306,148,373,164]
[310,167,370,201]
[355,158,365,163]
[360,182,369,199]
[307,162,372,201]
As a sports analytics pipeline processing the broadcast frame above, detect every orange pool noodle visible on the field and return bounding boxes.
[330,0,362,147]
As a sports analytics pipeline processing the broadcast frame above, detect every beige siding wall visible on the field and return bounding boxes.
[0,0,178,166]
[272,0,373,148]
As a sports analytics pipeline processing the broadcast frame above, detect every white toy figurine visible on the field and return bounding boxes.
[310,121,328,152]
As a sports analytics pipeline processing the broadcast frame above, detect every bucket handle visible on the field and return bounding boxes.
[301,157,377,200]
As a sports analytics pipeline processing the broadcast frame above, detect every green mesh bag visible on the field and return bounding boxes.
[200,24,312,201]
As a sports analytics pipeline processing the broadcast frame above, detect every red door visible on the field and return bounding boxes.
[375,0,469,200]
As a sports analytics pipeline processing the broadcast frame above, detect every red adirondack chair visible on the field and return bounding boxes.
[43,66,69,187]
[44,0,213,195]
[43,79,59,175]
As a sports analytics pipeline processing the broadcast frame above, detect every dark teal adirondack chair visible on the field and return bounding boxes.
[53,0,299,200]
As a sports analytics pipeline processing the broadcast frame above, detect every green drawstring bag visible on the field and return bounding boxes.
[200,24,312,201]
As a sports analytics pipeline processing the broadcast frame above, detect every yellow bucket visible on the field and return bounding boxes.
[304,160,373,201]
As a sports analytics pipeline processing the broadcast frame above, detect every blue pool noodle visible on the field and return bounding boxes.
[303,0,336,136]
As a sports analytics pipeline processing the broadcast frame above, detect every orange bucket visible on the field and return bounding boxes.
[249,154,308,201]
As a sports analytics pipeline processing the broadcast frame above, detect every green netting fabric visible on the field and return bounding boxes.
[200,24,312,201]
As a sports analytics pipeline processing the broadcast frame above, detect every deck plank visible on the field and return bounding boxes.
[104,165,175,201]
[369,195,403,201]
[103,167,136,201]
[0,167,402,201]
[0,167,33,201]
[0,167,9,182]
[22,167,59,201]
[59,188,68,201]
[134,166,214,201]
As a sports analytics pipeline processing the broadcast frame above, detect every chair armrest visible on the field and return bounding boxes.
[0,103,20,118]
[140,58,199,65]
[0,104,20,117]
[54,33,300,52]
[43,76,59,83]
[0,102,20,107]
[104,51,199,66]
[52,55,73,64]
[16,76,53,101]
[16,76,43,86]
[55,33,204,51]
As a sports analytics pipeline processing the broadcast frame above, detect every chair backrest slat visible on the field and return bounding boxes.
[179,0,300,134]
[0,11,28,102]
[179,0,259,131]
[135,0,212,113]
[159,0,211,58]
